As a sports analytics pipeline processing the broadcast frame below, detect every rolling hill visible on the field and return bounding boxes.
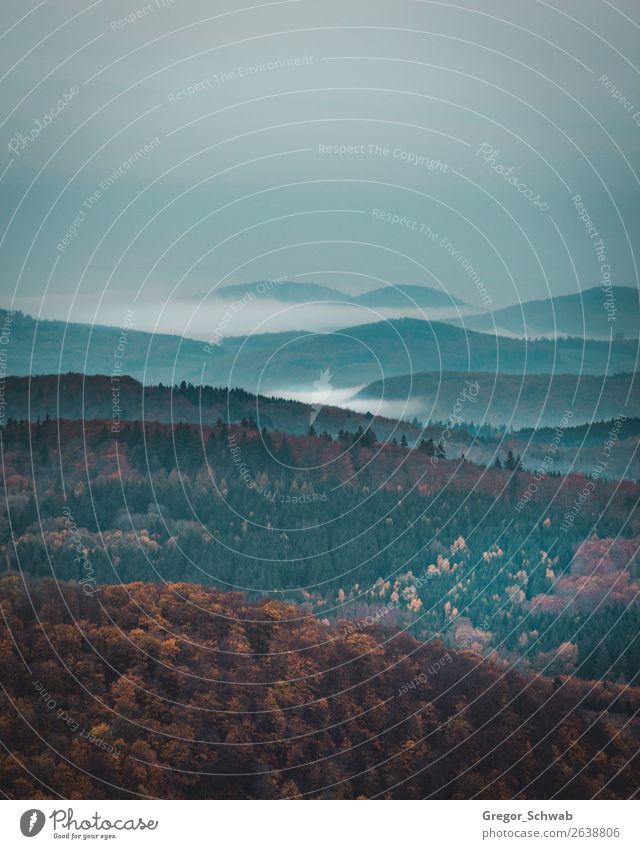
[354,284,469,309]
[211,280,347,302]
[2,308,638,393]
[4,576,639,798]
[2,373,405,439]
[453,285,639,339]
[354,371,640,429]
[5,374,639,478]
[204,281,470,310]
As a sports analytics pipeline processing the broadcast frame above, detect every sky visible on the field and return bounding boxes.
[1,0,639,337]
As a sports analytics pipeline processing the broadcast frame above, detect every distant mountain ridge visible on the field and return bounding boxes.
[5,373,639,478]
[353,285,468,309]
[212,281,347,302]
[1,308,638,391]
[454,285,639,339]
[211,281,469,309]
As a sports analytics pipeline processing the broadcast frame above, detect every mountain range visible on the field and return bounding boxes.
[211,281,469,309]
[6,373,639,478]
[354,371,640,429]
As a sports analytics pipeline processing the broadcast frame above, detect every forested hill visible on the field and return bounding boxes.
[1,576,639,799]
[2,308,638,389]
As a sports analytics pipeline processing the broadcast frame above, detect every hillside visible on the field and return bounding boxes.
[453,286,639,339]
[3,373,387,436]
[354,285,468,309]
[5,374,639,478]
[354,371,640,429]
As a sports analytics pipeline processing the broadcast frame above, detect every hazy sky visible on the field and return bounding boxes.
[1,0,639,335]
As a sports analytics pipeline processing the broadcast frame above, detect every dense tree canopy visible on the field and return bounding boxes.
[1,577,639,799]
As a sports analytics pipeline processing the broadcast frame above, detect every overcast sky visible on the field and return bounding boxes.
[1,0,639,335]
